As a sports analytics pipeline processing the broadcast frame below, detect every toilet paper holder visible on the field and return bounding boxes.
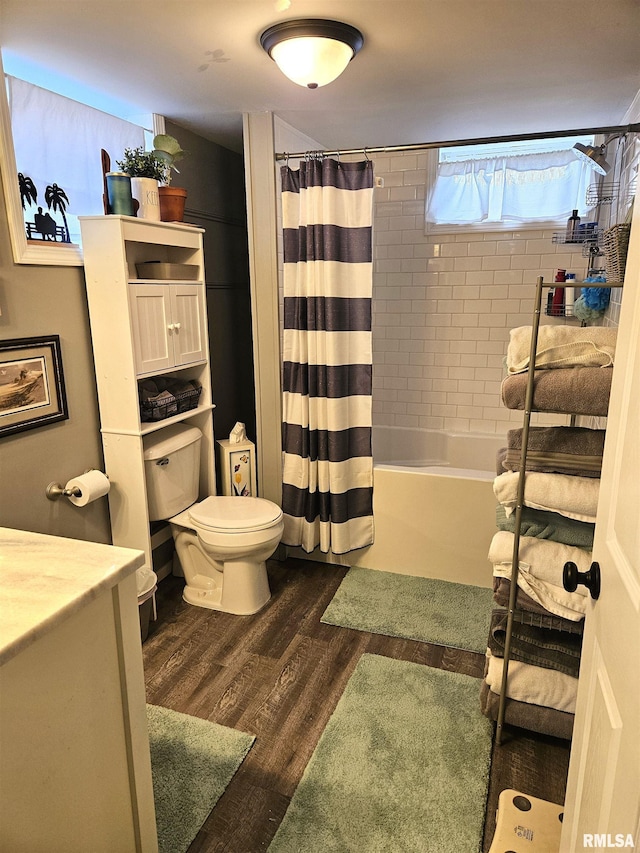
[46,482,82,500]
[45,470,110,502]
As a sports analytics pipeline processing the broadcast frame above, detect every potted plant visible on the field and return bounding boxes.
[116,147,164,220]
[152,134,188,222]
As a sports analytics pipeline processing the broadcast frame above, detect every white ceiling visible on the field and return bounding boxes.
[2,0,639,154]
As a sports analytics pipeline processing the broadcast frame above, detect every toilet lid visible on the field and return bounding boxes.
[189,496,283,533]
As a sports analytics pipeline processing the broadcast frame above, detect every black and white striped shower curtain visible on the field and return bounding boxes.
[280,157,375,555]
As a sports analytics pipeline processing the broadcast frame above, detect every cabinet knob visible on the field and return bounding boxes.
[174,322,181,331]
[563,560,601,600]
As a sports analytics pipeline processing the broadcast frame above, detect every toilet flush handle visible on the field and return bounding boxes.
[156,458,170,467]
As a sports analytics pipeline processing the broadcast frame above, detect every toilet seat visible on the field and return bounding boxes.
[188,496,283,534]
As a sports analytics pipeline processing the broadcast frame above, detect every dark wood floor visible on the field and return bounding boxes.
[142,558,571,852]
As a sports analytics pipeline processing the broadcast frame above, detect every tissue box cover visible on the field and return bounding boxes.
[217,438,257,497]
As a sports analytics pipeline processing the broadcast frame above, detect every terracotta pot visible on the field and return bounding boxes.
[159,186,188,222]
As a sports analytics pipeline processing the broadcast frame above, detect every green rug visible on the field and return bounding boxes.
[147,704,255,853]
[268,654,492,852]
[321,566,493,653]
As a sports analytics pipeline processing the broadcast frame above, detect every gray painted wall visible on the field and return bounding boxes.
[166,120,256,456]
[0,169,111,542]
[0,126,253,540]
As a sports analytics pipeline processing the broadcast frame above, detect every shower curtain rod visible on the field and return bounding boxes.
[275,122,640,160]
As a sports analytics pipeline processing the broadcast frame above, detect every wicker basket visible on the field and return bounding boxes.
[139,380,202,422]
[603,223,631,282]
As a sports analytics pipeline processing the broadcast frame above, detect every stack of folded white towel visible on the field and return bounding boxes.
[481,323,617,737]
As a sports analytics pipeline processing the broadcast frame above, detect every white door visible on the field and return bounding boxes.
[129,283,173,374]
[170,284,207,366]
[560,196,640,849]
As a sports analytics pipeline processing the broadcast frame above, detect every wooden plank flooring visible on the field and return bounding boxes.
[142,558,571,852]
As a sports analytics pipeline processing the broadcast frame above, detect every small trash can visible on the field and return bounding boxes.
[136,567,157,642]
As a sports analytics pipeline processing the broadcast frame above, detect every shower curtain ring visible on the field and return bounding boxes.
[363,147,370,161]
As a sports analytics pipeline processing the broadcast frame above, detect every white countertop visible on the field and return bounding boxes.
[0,527,145,666]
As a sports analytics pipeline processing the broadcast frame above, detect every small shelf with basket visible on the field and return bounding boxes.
[551,224,601,246]
[139,376,203,422]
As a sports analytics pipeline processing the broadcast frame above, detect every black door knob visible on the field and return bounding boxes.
[563,561,601,600]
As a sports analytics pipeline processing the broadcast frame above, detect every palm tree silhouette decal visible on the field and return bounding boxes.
[45,183,70,243]
[18,173,37,210]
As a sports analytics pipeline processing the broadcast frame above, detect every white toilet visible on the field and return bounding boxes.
[143,424,283,615]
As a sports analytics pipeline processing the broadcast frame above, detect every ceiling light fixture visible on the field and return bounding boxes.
[260,18,364,89]
[573,141,613,175]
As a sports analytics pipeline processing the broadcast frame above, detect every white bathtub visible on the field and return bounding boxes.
[349,427,506,588]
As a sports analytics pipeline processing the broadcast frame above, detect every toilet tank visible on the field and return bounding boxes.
[143,424,202,521]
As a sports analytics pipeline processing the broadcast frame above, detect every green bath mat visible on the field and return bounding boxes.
[321,566,493,653]
[147,704,255,853]
[268,653,492,852]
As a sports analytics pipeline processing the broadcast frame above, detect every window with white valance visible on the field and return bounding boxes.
[425,136,597,233]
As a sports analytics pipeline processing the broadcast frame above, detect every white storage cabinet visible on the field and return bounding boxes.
[80,216,216,573]
[129,282,207,374]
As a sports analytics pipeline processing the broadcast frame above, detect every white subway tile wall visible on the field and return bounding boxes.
[275,136,637,440]
[371,152,588,436]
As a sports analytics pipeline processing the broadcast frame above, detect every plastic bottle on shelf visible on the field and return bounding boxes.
[566,209,581,243]
[552,269,566,316]
[546,289,555,314]
[564,273,576,316]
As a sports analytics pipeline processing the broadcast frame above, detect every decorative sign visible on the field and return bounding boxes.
[18,174,72,243]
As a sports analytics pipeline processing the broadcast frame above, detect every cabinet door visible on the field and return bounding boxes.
[129,284,173,374]
[170,284,207,366]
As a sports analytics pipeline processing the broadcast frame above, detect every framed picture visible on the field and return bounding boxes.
[0,335,69,437]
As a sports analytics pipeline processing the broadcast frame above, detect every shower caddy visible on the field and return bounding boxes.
[489,275,624,747]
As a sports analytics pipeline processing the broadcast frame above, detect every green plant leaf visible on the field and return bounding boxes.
[153,134,185,161]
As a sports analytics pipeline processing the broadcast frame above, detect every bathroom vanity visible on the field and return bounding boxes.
[0,528,158,852]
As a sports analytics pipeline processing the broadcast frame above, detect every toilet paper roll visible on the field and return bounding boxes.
[65,470,110,507]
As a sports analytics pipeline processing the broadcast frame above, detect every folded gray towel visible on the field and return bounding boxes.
[488,608,582,677]
[493,578,584,629]
[501,367,613,416]
[498,446,602,479]
[508,425,606,456]
[502,449,602,477]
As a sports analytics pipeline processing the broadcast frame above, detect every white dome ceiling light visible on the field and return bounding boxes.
[260,19,364,89]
